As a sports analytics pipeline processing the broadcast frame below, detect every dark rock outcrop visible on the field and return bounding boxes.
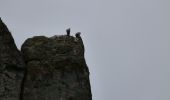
[0,18,25,100]
[0,19,92,100]
[21,35,92,100]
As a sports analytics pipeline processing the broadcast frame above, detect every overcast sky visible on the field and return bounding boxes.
[0,0,170,100]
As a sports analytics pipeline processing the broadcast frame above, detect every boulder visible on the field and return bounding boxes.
[21,35,92,100]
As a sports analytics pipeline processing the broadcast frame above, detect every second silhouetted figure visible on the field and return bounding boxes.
[75,32,81,38]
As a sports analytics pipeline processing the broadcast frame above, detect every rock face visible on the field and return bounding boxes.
[0,18,25,100]
[0,19,92,100]
[21,35,92,100]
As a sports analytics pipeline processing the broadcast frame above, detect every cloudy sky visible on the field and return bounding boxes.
[0,0,170,100]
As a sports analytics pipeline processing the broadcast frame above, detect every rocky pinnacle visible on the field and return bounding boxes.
[0,19,92,100]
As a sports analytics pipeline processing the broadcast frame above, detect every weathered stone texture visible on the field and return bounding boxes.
[21,35,92,100]
[0,18,25,100]
[0,18,92,100]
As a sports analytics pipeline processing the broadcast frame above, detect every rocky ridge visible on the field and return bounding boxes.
[0,18,92,100]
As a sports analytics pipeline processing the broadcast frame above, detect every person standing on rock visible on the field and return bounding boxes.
[75,32,85,54]
[74,32,81,42]
[66,28,70,36]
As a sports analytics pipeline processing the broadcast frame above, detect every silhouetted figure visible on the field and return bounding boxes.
[75,32,81,38]
[66,28,70,36]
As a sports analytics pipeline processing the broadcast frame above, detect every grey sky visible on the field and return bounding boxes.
[0,0,170,100]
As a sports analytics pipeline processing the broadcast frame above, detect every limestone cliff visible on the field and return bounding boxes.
[0,19,92,100]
